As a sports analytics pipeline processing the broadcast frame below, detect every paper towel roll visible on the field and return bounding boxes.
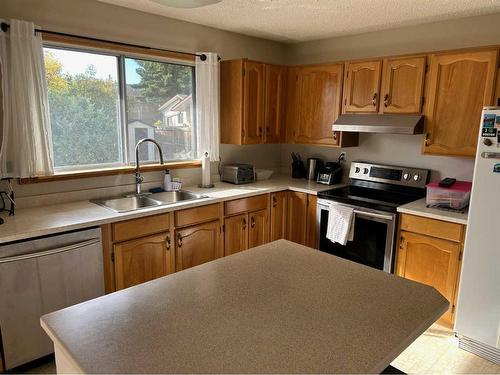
[201,151,211,187]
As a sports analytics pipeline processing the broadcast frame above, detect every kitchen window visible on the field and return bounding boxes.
[43,45,196,173]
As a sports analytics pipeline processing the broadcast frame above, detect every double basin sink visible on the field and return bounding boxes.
[91,190,208,213]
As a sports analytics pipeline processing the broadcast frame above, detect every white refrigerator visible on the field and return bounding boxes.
[455,107,500,364]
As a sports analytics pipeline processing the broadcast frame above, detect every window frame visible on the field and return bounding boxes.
[22,33,200,184]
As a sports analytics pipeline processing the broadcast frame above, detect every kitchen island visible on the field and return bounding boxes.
[41,240,448,374]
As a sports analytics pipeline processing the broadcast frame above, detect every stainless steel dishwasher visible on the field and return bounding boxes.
[0,227,104,370]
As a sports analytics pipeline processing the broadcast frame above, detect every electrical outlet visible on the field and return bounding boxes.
[339,152,346,162]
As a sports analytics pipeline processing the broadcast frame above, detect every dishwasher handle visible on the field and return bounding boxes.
[0,238,101,264]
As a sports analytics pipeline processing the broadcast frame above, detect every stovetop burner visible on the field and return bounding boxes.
[318,161,430,212]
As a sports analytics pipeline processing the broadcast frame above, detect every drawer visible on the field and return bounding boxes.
[224,194,269,216]
[112,213,170,243]
[399,214,464,242]
[175,203,220,227]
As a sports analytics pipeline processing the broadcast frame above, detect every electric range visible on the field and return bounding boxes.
[316,161,430,272]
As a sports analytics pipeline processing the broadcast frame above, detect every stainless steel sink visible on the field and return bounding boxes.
[91,191,207,213]
[149,190,204,204]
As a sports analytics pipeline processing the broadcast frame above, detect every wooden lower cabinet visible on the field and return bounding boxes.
[175,220,222,271]
[224,214,248,256]
[286,192,317,247]
[249,209,269,248]
[396,214,464,327]
[270,191,288,241]
[113,232,171,291]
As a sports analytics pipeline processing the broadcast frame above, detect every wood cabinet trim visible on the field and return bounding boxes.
[399,214,464,242]
[112,213,170,243]
[224,194,269,216]
[174,203,221,228]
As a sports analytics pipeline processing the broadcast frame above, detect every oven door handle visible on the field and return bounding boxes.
[352,210,394,221]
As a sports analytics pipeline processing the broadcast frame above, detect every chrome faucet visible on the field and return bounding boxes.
[135,138,164,196]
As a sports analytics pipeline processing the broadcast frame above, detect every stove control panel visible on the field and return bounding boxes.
[349,161,430,188]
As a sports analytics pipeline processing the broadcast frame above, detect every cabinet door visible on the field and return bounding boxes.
[224,214,248,256]
[243,60,265,144]
[397,231,462,326]
[249,209,269,248]
[286,191,308,245]
[344,60,382,113]
[305,194,318,248]
[264,65,286,143]
[270,191,288,241]
[114,232,171,291]
[380,56,426,114]
[175,220,221,271]
[423,50,498,156]
[289,64,344,145]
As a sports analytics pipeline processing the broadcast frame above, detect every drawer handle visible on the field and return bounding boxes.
[372,93,378,106]
[251,216,256,228]
[166,235,171,250]
[177,233,183,248]
[384,94,390,107]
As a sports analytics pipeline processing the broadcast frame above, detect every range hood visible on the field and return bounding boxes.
[332,114,424,135]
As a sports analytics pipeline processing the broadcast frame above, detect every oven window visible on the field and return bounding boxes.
[319,209,388,270]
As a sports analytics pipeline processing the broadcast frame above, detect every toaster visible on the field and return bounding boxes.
[221,164,256,185]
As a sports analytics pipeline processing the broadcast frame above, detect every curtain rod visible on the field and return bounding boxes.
[0,22,221,61]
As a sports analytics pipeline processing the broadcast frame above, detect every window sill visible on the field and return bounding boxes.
[18,161,201,184]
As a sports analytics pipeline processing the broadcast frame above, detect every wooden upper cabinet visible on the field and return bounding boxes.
[288,64,346,145]
[380,56,426,114]
[175,220,221,271]
[243,61,266,144]
[220,59,285,145]
[113,232,171,291]
[423,49,498,157]
[343,60,382,113]
[224,214,248,256]
[270,191,288,241]
[397,231,462,326]
[249,209,269,248]
[264,64,286,143]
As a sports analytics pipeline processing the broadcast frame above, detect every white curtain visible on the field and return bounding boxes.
[0,19,54,178]
[195,52,219,162]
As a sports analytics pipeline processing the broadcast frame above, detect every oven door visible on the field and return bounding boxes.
[316,199,396,273]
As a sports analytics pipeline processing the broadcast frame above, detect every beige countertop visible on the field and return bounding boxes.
[41,240,448,374]
[397,198,468,225]
[0,177,339,244]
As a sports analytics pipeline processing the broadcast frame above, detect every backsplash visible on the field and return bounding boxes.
[280,133,475,182]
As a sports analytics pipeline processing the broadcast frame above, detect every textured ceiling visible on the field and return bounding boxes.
[96,0,500,43]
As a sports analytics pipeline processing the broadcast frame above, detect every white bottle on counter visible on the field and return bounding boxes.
[164,170,173,191]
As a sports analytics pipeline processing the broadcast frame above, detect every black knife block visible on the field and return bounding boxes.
[292,160,306,179]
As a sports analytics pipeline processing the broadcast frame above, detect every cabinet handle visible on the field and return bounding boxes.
[251,216,256,228]
[177,233,183,248]
[166,235,171,250]
[425,133,431,146]
[383,94,390,107]
[372,93,378,106]
[272,196,277,207]
[399,236,405,248]
[333,131,338,141]
[242,218,247,230]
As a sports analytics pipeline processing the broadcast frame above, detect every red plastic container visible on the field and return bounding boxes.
[426,181,472,210]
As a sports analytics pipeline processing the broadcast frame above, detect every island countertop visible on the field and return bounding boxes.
[41,240,448,374]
